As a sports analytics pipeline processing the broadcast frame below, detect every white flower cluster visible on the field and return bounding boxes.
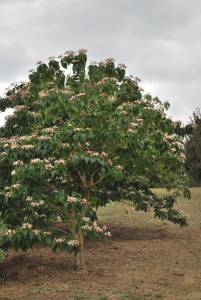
[54,238,65,244]
[96,77,117,86]
[3,142,35,150]
[2,228,16,237]
[53,238,80,248]
[81,221,111,237]
[115,165,123,171]
[30,200,45,207]
[82,217,90,222]
[85,150,108,158]
[39,91,49,97]
[67,240,80,247]
[11,183,21,189]
[26,196,33,202]
[74,127,91,132]
[67,196,77,203]
[163,134,173,141]
[127,128,135,133]
[4,189,13,198]
[42,126,58,133]
[20,144,35,150]
[67,196,87,204]
[37,135,50,141]
[15,105,28,112]
[173,141,184,149]
[29,158,57,170]
[44,163,54,170]
[0,152,8,156]
[30,111,39,117]
[22,223,33,229]
[70,92,86,101]
[0,134,37,150]
[18,133,37,141]
[30,158,43,164]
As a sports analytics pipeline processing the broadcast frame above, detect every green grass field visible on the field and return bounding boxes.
[0,188,201,300]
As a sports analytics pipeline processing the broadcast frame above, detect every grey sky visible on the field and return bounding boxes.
[0,0,201,124]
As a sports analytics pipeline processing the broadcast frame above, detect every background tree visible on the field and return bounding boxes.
[185,108,201,185]
[0,49,190,270]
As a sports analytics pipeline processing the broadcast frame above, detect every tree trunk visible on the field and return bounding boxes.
[77,229,86,270]
[73,251,80,271]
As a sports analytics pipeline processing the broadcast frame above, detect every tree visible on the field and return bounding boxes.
[0,49,190,270]
[185,108,201,185]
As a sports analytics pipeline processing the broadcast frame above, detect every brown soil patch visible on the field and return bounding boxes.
[0,224,200,300]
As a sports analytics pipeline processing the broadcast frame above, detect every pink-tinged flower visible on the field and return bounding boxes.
[90,61,98,65]
[104,231,111,237]
[118,63,127,69]
[104,58,115,63]
[30,158,42,164]
[55,159,65,165]
[101,151,108,157]
[13,160,23,166]
[134,76,141,82]
[78,48,87,54]
[62,143,70,149]
[107,159,113,166]
[64,50,75,56]
[38,136,50,141]
[48,56,55,60]
[180,153,186,160]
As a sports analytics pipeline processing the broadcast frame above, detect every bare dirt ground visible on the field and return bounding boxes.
[0,188,200,300]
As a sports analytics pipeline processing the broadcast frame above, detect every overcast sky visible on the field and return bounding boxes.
[0,0,200,124]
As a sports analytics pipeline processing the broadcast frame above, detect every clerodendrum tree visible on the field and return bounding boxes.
[0,49,190,270]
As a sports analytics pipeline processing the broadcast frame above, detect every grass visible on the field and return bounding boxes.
[0,187,200,300]
[98,187,201,227]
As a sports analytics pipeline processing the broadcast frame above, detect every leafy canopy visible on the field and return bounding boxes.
[0,49,190,267]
